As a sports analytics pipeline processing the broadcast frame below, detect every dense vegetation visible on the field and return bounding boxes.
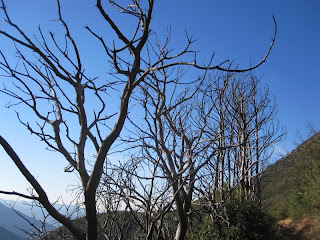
[187,199,279,240]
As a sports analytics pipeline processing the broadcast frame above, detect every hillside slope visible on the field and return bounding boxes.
[261,132,320,239]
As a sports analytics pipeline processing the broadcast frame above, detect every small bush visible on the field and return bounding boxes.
[188,199,280,240]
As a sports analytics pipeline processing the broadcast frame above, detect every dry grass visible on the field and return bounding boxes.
[278,217,320,240]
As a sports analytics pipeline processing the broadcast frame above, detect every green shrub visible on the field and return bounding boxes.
[188,199,280,240]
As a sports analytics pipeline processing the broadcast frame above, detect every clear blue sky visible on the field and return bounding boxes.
[0,0,319,203]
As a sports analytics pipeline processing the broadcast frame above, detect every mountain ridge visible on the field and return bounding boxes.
[0,226,26,240]
[0,201,55,239]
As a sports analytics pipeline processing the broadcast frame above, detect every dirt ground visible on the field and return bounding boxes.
[277,218,320,240]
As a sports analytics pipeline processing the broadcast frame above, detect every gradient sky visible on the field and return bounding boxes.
[0,0,319,203]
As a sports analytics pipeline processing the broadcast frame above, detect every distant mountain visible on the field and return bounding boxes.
[0,199,85,225]
[0,201,55,239]
[0,226,26,240]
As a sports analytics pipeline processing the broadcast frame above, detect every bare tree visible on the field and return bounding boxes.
[196,72,285,223]
[98,154,177,240]
[225,74,285,199]
[165,76,283,240]
[121,68,229,240]
[0,0,276,239]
